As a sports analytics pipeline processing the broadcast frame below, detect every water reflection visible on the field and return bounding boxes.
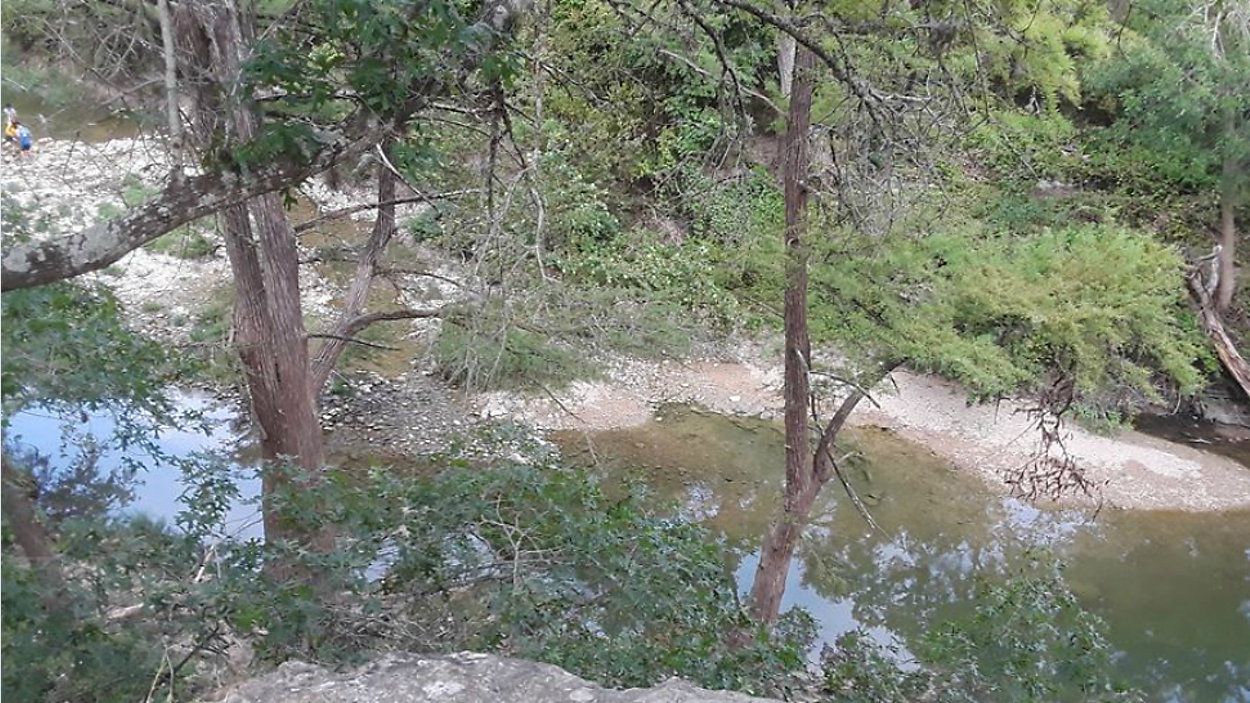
[4,391,262,540]
[555,406,1250,702]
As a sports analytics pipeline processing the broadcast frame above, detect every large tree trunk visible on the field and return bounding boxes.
[749,46,817,624]
[1216,162,1238,313]
[183,0,330,552]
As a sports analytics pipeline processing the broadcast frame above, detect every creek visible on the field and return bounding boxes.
[5,394,1248,701]
[554,406,1250,703]
[3,392,262,540]
[3,89,142,143]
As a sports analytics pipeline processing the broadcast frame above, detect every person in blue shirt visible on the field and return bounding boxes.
[14,121,33,157]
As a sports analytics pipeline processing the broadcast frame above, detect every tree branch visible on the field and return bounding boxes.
[2,0,533,293]
[293,190,477,234]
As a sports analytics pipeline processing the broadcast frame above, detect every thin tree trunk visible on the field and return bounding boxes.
[156,0,181,164]
[1216,161,1238,313]
[310,140,399,393]
[749,46,816,624]
[2,454,69,608]
[529,6,550,279]
[777,32,796,99]
[1189,269,1250,399]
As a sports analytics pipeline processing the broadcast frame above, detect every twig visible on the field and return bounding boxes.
[306,333,401,351]
[293,191,478,233]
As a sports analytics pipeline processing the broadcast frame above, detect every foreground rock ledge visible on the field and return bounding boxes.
[208,652,779,703]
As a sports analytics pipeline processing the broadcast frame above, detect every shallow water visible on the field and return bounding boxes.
[7,394,1247,699]
[555,406,1250,702]
[4,90,142,143]
[4,392,262,539]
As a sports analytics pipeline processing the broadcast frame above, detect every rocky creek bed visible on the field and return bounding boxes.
[4,134,1248,512]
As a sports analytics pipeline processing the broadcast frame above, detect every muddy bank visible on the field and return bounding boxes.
[475,345,1250,512]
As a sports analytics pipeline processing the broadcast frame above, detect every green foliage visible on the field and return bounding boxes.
[559,231,744,326]
[0,282,179,418]
[247,0,522,118]
[967,111,1080,183]
[918,560,1135,701]
[435,302,595,391]
[1083,0,1250,195]
[811,224,1207,411]
[1,550,172,703]
[820,559,1139,702]
[366,454,812,693]
[541,156,622,247]
[544,0,765,185]
[1,452,237,703]
[2,445,815,699]
[971,0,1113,107]
[145,228,217,260]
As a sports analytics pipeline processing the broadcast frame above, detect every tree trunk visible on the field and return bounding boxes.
[1188,269,1250,400]
[184,0,329,553]
[310,141,399,393]
[748,46,816,624]
[2,454,69,608]
[155,0,181,162]
[1216,163,1238,313]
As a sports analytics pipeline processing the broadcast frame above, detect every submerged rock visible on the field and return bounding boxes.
[208,652,776,703]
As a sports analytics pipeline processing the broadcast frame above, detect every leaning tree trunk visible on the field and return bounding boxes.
[748,46,817,624]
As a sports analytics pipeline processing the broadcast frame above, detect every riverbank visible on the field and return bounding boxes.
[6,135,1247,512]
[474,343,1250,512]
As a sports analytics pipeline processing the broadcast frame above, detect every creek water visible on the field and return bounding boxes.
[3,392,262,539]
[2,89,142,143]
[554,406,1250,703]
[6,394,1247,700]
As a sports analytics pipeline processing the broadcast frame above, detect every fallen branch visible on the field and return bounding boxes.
[1188,268,1250,400]
[341,307,445,339]
[307,333,401,351]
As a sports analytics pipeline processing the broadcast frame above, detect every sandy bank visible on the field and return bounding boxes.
[474,348,1250,512]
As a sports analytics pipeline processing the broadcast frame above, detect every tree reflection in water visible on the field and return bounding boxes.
[557,406,1250,702]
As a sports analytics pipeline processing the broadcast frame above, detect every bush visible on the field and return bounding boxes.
[559,230,746,328]
[433,299,592,391]
[145,228,217,260]
[966,111,1080,183]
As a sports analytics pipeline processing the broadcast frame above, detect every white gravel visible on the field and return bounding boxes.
[477,343,1250,512]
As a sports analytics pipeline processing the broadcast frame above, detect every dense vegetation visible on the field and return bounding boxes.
[1,0,1245,700]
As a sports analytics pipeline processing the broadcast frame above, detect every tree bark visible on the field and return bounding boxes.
[1216,159,1238,313]
[776,0,797,101]
[310,141,399,394]
[749,46,816,624]
[208,0,331,552]
[1189,269,1250,400]
[156,0,182,162]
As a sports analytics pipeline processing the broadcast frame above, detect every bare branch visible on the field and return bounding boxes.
[293,190,478,234]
